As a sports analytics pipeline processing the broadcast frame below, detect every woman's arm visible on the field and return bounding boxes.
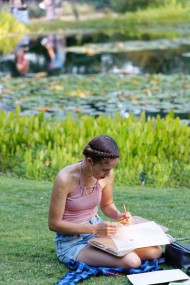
[100,171,132,223]
[100,173,121,220]
[48,172,94,234]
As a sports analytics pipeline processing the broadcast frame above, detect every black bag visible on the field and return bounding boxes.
[165,241,190,272]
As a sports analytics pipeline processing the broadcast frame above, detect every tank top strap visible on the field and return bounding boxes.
[79,160,83,185]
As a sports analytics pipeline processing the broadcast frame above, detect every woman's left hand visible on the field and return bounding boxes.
[117,211,133,225]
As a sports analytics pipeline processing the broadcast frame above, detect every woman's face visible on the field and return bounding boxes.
[90,158,119,180]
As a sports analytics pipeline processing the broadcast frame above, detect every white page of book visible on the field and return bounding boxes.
[111,221,170,251]
[127,269,190,285]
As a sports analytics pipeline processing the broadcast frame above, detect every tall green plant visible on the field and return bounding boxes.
[0,11,28,54]
[109,0,182,13]
[0,109,189,187]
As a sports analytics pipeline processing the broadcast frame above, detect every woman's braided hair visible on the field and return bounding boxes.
[83,135,120,163]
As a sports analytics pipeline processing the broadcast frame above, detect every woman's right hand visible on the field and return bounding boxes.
[93,222,120,237]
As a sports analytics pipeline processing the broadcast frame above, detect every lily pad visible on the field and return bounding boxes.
[0,73,190,121]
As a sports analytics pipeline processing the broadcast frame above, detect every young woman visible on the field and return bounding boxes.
[48,135,162,268]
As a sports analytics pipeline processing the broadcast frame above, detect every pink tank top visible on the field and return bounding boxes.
[62,162,103,223]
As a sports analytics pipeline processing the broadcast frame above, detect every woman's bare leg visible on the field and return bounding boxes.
[76,245,141,268]
[135,246,162,261]
[76,245,162,268]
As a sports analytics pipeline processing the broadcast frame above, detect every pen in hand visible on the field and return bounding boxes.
[122,204,129,224]
[123,204,127,215]
[117,204,129,225]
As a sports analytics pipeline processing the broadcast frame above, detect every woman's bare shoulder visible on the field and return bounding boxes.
[53,163,80,192]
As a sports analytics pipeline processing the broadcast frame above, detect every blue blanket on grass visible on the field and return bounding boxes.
[55,259,159,285]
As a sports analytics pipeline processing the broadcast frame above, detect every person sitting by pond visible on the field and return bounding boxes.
[41,34,66,75]
[14,39,29,76]
[9,0,29,24]
[48,135,162,269]
[39,0,56,21]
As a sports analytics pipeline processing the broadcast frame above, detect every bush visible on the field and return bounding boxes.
[110,0,149,13]
[109,0,190,13]
[0,10,28,54]
[0,109,189,187]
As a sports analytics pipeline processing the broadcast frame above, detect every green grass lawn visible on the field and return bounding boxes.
[0,175,189,285]
[28,4,190,40]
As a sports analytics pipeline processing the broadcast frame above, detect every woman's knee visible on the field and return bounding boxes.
[123,252,141,268]
[128,258,141,268]
[135,245,162,261]
[151,246,162,259]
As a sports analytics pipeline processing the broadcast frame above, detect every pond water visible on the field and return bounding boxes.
[1,33,190,77]
[0,33,190,124]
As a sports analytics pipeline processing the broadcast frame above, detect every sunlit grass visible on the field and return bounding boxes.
[28,3,190,39]
[1,175,189,285]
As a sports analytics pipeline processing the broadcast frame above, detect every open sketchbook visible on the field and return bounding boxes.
[111,221,169,251]
[88,217,170,256]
